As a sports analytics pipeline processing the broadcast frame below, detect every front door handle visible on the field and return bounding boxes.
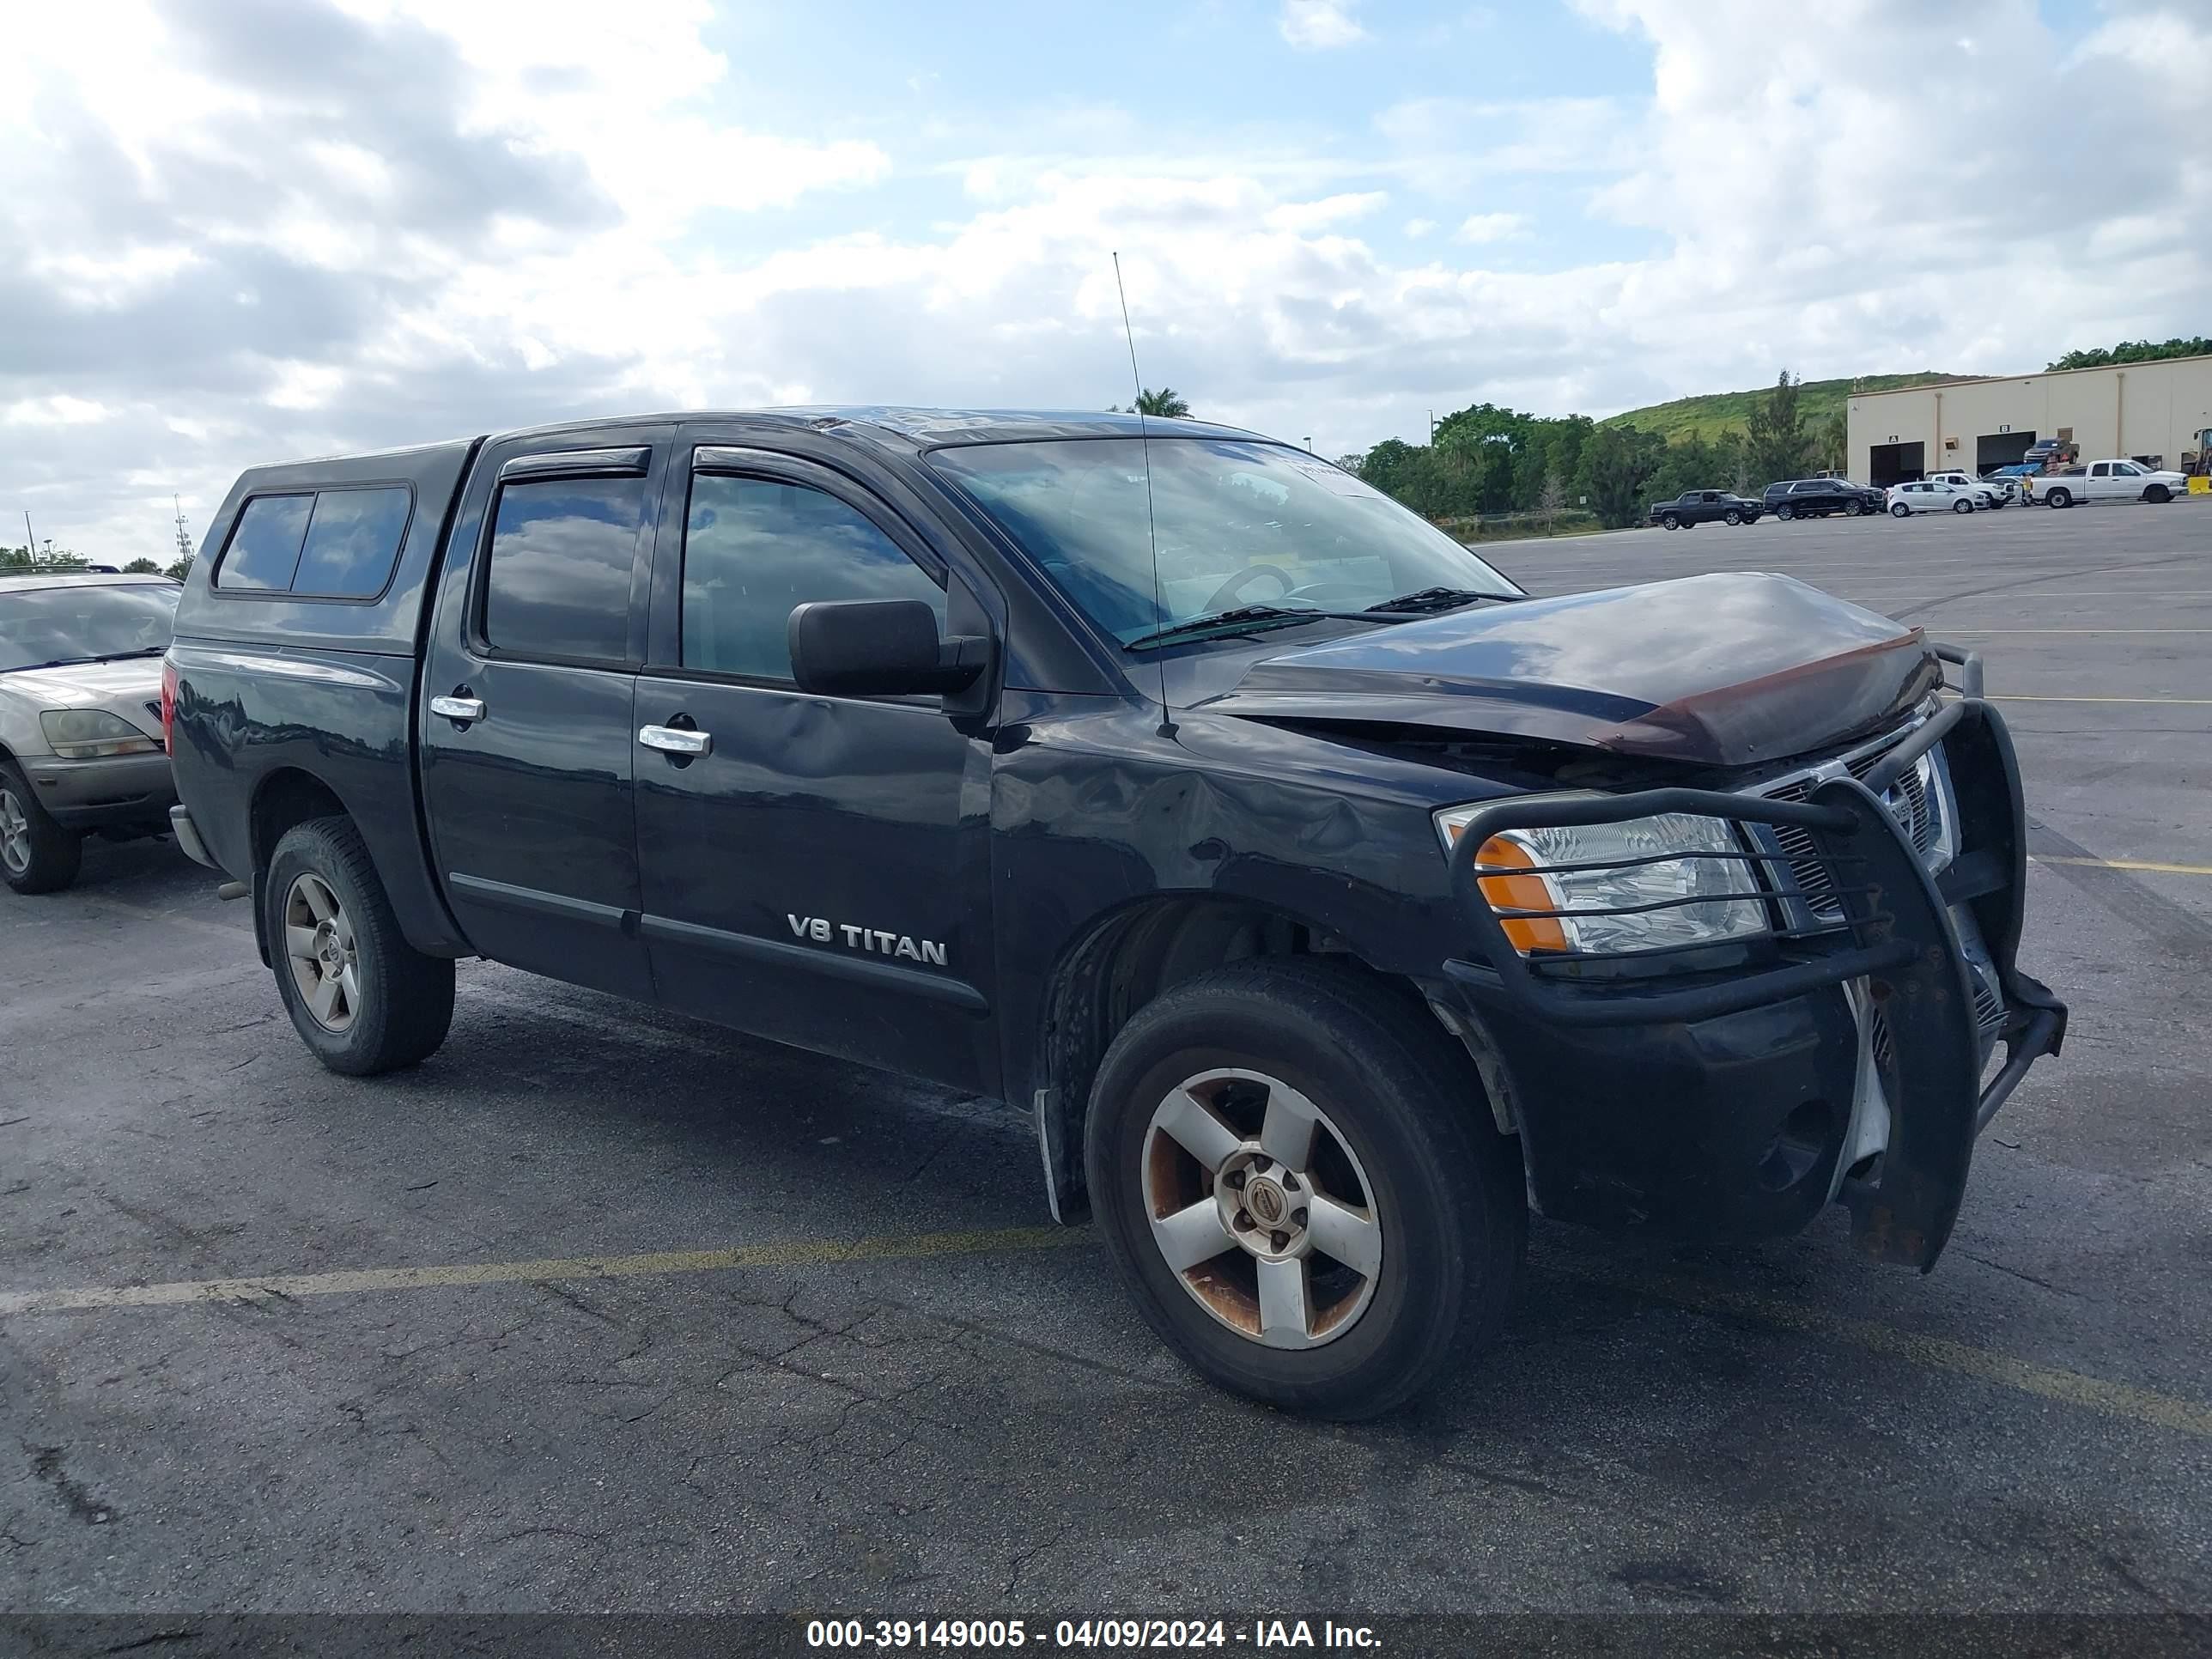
[429,695,486,724]
[638,724,711,757]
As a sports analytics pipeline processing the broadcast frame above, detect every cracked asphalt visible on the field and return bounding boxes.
[3,501,2208,1616]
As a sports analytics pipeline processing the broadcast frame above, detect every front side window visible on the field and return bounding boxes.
[2113,462,2141,476]
[929,438,1517,646]
[681,475,945,681]
[218,495,313,590]
[0,584,179,673]
[483,476,648,661]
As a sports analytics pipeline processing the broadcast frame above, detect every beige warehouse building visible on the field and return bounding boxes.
[1845,353,2212,487]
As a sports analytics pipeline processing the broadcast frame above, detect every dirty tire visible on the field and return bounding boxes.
[0,761,83,895]
[1085,959,1526,1419]
[264,815,454,1075]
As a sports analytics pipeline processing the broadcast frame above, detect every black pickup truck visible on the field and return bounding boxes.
[1649,489,1762,529]
[164,409,2065,1418]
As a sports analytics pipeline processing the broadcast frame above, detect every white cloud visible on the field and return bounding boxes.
[1265,191,1389,232]
[1454,211,1530,244]
[1279,1,1365,50]
[3,0,2208,559]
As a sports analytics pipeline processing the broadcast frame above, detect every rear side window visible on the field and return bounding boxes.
[483,476,649,662]
[294,488,411,598]
[217,495,313,590]
[215,486,411,598]
[680,475,945,682]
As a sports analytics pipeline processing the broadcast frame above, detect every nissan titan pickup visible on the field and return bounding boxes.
[163,410,2066,1418]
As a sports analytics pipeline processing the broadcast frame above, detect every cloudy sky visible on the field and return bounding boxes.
[6,0,2204,561]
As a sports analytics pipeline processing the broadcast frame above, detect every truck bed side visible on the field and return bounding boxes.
[167,437,484,958]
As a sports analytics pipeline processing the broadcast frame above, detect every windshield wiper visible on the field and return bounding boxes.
[1,647,165,672]
[1123,605,1415,653]
[1364,586,1525,616]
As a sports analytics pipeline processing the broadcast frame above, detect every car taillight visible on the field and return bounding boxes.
[161,659,177,755]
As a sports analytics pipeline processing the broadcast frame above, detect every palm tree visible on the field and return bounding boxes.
[1133,387,1191,419]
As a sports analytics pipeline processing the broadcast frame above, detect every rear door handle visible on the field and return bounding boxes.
[638,724,711,757]
[429,695,486,723]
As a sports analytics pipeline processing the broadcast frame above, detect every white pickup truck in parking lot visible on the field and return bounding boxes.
[2029,459,2187,507]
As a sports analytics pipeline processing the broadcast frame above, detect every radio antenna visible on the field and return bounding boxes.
[1113,252,1173,734]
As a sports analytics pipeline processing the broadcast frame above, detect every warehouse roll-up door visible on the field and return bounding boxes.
[1869,441,1924,487]
[1978,432,2034,470]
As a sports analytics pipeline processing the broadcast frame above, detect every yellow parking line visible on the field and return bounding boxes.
[0,1225,1089,1316]
[7,1224,2210,1440]
[2031,855,2212,877]
[1548,1261,2212,1441]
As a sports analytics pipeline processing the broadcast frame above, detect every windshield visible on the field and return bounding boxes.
[928,438,1519,646]
[0,583,179,672]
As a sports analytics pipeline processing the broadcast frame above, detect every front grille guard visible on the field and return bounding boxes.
[1440,652,2066,1269]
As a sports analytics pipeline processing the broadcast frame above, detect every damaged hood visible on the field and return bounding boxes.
[1198,572,1939,768]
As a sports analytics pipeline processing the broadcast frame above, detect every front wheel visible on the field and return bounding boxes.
[1844,499,1863,517]
[1953,498,1973,514]
[2145,484,2172,504]
[1723,509,1741,526]
[1890,501,1911,518]
[1777,504,1795,521]
[1660,514,1679,531]
[1085,961,1526,1419]
[0,763,83,895]
[264,816,455,1075]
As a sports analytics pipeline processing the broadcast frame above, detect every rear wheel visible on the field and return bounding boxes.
[1085,960,1525,1419]
[264,816,454,1075]
[2045,486,2073,508]
[0,763,83,895]
[2145,484,2172,504]
[1890,501,1911,518]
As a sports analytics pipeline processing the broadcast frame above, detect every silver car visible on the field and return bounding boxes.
[0,572,180,892]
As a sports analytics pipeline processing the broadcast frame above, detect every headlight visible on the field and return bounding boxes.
[40,708,161,759]
[1436,806,1766,957]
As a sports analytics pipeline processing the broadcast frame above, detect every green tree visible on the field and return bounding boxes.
[1573,425,1663,529]
[165,556,195,582]
[123,557,163,574]
[2047,336,2212,372]
[1133,387,1190,418]
[1747,369,1811,487]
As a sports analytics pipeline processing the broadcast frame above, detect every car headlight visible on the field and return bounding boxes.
[40,708,161,759]
[1435,806,1767,957]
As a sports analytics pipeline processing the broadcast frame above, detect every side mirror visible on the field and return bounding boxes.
[787,599,987,699]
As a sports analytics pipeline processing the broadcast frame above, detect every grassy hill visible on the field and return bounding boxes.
[1601,372,1977,444]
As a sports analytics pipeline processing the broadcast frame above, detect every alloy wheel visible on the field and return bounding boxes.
[283,872,361,1032]
[1140,1067,1382,1350]
[0,788,29,875]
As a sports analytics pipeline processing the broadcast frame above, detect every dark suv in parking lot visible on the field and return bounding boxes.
[1764,477,1887,520]
[163,407,2065,1419]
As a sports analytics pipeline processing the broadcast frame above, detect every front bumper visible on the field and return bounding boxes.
[19,750,175,830]
[1436,676,2065,1270]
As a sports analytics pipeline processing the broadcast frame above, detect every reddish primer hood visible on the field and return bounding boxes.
[1202,572,1940,768]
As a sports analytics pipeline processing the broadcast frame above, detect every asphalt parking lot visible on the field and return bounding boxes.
[3,499,2209,1620]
